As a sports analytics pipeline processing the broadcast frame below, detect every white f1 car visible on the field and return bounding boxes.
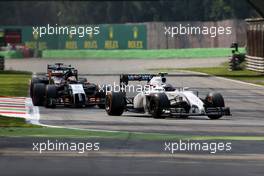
[105,73,231,119]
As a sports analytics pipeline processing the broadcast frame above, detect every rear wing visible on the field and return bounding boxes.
[120,72,168,86]
[47,63,73,71]
[47,63,78,79]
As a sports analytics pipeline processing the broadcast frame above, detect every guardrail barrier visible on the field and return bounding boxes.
[246,18,264,73]
[246,55,264,73]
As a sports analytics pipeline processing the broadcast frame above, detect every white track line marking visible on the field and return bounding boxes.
[178,70,264,88]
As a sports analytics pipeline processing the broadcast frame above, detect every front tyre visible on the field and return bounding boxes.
[205,92,225,120]
[105,92,125,116]
[148,93,170,119]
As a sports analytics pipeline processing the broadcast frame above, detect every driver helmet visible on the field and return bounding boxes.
[67,76,77,83]
[53,76,63,84]
[163,83,175,91]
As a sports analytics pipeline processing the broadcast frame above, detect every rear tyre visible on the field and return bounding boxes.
[30,77,48,98]
[205,92,225,120]
[32,83,46,106]
[45,85,57,108]
[148,93,170,119]
[30,78,41,98]
[105,92,125,116]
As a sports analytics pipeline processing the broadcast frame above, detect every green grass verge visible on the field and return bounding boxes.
[42,48,245,59]
[150,62,264,86]
[1,126,263,141]
[0,70,32,97]
[0,115,40,128]
[0,50,23,59]
[0,115,263,141]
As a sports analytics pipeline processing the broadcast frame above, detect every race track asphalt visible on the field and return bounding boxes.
[39,73,264,137]
[1,58,264,176]
[1,137,264,176]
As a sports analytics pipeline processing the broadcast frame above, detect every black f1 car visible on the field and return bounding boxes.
[30,63,105,108]
[105,73,231,119]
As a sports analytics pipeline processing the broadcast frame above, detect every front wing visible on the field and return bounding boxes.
[169,107,231,117]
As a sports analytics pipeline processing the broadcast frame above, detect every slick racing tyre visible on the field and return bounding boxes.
[45,85,57,108]
[32,83,46,106]
[105,92,125,116]
[148,93,170,119]
[30,77,41,98]
[30,77,48,98]
[205,92,225,120]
